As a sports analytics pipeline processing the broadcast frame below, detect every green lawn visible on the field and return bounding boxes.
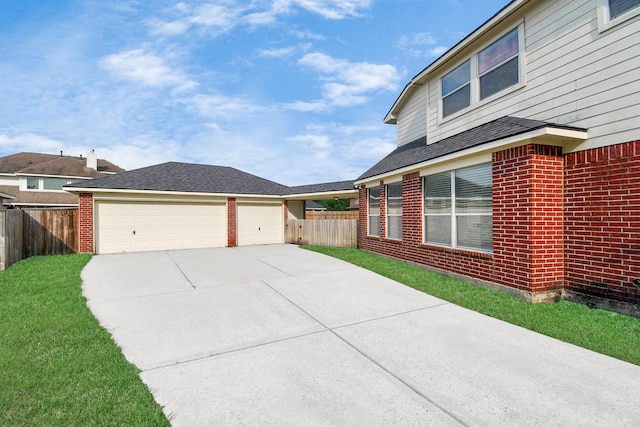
[304,246,640,366]
[0,254,169,426]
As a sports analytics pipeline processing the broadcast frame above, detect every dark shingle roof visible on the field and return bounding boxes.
[357,116,586,181]
[65,162,292,195]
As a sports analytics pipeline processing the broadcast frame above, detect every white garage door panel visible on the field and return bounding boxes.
[237,203,284,246]
[96,201,227,254]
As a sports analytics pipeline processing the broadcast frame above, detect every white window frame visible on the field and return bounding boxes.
[367,186,381,237]
[21,176,74,192]
[385,182,403,240]
[597,0,640,32]
[423,164,493,253]
[439,23,525,122]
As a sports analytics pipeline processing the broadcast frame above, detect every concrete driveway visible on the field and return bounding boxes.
[82,244,640,426]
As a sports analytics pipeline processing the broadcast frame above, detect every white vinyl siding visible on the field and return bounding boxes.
[96,200,227,254]
[396,84,428,146]
[385,182,402,240]
[424,163,492,253]
[367,187,380,237]
[393,0,640,153]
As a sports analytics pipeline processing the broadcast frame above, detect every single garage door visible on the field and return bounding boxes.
[96,200,227,254]
[237,202,284,246]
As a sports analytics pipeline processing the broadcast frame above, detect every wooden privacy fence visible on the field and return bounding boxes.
[0,208,78,270]
[286,219,358,249]
[305,210,359,220]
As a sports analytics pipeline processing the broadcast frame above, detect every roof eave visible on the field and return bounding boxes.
[63,187,287,199]
[354,125,587,185]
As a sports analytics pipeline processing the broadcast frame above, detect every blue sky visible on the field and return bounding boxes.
[0,0,508,185]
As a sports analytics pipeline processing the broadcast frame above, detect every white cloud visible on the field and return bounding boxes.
[280,0,372,19]
[258,43,311,58]
[148,0,371,36]
[289,52,399,110]
[396,32,448,58]
[0,133,65,154]
[101,49,197,91]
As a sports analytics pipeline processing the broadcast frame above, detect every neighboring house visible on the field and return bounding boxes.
[355,0,640,315]
[0,151,124,208]
[64,162,356,254]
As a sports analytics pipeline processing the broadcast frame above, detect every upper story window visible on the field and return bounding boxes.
[478,28,519,100]
[597,0,640,31]
[368,186,381,237]
[441,26,523,119]
[23,177,73,192]
[385,182,402,240]
[442,61,471,117]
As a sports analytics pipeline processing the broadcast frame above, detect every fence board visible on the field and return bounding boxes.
[286,219,358,248]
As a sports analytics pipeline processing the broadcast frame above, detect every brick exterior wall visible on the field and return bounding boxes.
[227,197,237,247]
[493,145,564,294]
[564,141,640,306]
[359,142,640,311]
[78,193,94,253]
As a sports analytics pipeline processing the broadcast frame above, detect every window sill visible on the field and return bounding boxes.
[420,243,493,259]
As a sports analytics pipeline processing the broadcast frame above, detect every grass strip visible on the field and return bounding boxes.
[0,254,169,426]
[303,246,640,366]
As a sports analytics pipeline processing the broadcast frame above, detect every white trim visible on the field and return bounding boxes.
[355,125,588,186]
[15,173,93,180]
[65,186,357,200]
[92,194,227,204]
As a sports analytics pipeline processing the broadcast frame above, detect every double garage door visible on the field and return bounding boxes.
[95,200,283,254]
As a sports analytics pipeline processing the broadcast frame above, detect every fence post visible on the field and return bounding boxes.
[0,210,6,270]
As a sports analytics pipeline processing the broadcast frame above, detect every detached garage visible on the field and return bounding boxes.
[65,161,358,254]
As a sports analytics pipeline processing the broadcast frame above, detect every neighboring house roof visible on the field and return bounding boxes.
[0,185,78,206]
[65,162,358,199]
[0,152,124,176]
[287,180,355,195]
[357,116,587,181]
[0,190,16,200]
[305,200,326,210]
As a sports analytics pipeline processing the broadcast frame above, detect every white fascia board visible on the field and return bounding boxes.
[62,187,285,200]
[16,173,93,180]
[354,126,588,185]
[285,189,358,200]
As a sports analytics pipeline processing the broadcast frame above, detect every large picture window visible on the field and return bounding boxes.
[424,163,492,252]
[368,186,380,237]
[386,182,402,240]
